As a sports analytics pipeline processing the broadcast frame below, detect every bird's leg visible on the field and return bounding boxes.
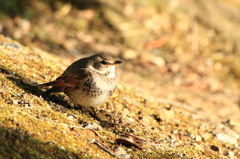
[76,104,86,112]
[77,104,101,121]
[90,106,101,121]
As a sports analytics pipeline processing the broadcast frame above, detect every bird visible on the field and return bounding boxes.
[40,53,122,112]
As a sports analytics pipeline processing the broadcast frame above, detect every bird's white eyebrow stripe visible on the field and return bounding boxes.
[89,65,104,74]
[88,65,116,77]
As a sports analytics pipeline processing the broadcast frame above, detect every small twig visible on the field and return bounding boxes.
[93,140,119,158]
[122,133,146,142]
[89,129,100,137]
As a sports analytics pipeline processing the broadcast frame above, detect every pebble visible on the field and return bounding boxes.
[119,154,131,159]
[172,129,179,135]
[126,117,135,123]
[201,133,212,141]
[215,132,238,147]
[3,42,21,50]
[210,145,219,152]
[83,123,102,131]
[195,135,202,141]
[151,56,165,67]
[228,151,235,157]
[67,114,74,121]
[49,140,56,144]
[114,146,130,158]
[29,79,39,84]
[13,100,19,105]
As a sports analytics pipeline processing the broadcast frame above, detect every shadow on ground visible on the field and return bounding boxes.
[0,126,84,158]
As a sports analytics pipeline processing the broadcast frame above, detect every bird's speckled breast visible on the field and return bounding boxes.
[66,72,118,107]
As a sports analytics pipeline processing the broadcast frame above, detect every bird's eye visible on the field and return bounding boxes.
[100,61,108,65]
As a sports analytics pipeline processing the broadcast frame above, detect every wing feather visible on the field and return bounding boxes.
[40,68,91,93]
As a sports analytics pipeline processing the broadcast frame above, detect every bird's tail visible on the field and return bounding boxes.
[39,81,65,93]
[38,81,55,87]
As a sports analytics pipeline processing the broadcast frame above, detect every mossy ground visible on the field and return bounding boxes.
[1,35,239,158]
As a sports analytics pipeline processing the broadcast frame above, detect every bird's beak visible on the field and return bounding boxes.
[109,60,122,65]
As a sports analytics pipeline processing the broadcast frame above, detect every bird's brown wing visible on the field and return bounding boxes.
[40,68,91,93]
